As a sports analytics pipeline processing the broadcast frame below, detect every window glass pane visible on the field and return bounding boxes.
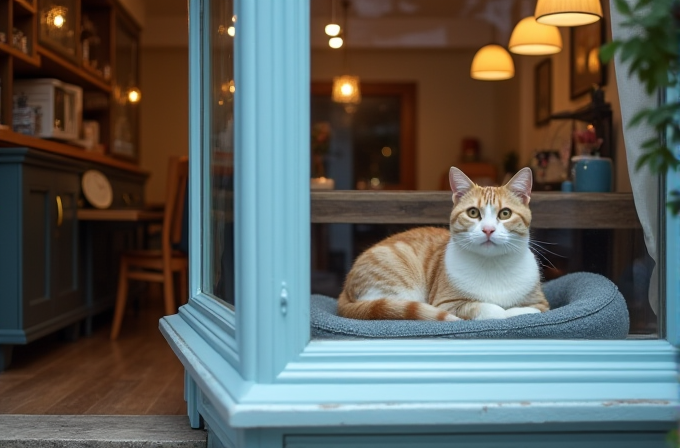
[206,0,235,306]
[310,0,658,339]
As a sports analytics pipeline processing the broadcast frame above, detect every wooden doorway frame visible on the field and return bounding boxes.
[311,82,417,190]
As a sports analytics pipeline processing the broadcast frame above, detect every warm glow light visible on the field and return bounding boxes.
[470,44,515,81]
[227,26,235,37]
[127,87,141,103]
[340,83,354,96]
[535,0,602,27]
[588,48,601,73]
[229,80,235,93]
[370,178,380,187]
[382,147,392,157]
[53,14,64,28]
[332,75,361,105]
[325,23,341,36]
[329,36,343,48]
[508,16,562,55]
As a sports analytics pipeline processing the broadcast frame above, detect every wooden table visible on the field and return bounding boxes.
[310,191,640,229]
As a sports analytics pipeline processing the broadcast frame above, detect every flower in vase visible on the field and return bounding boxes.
[573,126,603,156]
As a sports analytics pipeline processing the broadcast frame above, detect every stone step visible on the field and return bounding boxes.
[0,415,207,448]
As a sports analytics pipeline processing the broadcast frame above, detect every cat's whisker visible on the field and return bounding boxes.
[529,241,567,259]
[531,248,557,270]
[527,238,558,245]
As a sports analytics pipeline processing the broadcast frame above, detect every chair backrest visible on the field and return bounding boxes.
[162,156,189,255]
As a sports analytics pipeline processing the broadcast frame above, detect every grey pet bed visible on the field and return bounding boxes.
[311,272,630,339]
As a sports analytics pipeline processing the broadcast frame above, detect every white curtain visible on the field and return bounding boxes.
[610,0,660,314]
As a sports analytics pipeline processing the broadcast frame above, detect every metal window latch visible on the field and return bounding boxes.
[280,282,288,316]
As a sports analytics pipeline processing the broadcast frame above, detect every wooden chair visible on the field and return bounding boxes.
[110,156,189,340]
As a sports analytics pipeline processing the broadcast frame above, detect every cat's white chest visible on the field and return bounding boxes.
[444,242,539,309]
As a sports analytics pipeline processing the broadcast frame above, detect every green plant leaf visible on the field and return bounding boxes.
[600,42,621,63]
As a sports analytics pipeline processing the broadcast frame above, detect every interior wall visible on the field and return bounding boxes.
[517,1,630,192]
[312,49,520,190]
[139,48,189,204]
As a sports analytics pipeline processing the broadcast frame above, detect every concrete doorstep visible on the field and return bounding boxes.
[0,415,207,448]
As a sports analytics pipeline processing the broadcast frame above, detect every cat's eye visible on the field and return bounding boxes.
[498,208,512,220]
[467,208,480,219]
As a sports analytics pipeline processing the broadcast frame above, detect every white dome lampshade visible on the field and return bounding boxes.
[470,44,515,81]
[535,0,602,27]
[509,16,562,55]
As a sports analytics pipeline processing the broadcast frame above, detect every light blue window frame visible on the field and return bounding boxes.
[161,0,680,434]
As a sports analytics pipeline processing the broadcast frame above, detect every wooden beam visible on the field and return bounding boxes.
[311,191,641,229]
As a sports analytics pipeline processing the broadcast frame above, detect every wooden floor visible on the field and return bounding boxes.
[0,291,186,415]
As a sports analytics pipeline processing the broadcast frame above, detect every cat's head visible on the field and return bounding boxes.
[448,167,533,256]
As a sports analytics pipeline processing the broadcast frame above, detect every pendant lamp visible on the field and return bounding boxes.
[332,0,361,110]
[470,44,515,81]
[535,0,602,27]
[509,16,562,55]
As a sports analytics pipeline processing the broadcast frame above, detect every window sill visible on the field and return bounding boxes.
[160,314,680,429]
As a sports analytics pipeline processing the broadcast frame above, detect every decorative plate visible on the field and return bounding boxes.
[82,170,113,209]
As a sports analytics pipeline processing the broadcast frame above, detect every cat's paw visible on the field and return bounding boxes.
[474,303,508,320]
[505,307,541,318]
[444,313,461,321]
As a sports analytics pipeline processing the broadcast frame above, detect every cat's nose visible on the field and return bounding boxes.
[482,226,495,237]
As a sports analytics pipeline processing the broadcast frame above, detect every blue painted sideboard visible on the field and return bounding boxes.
[0,147,147,371]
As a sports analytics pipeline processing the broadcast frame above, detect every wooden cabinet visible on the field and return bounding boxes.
[0,0,140,164]
[0,148,85,371]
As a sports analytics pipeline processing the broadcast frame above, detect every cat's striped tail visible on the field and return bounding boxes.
[337,292,460,321]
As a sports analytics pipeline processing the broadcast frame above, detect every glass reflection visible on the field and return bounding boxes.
[207,0,235,306]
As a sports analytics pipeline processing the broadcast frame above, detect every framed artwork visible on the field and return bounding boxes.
[570,19,607,99]
[535,58,552,127]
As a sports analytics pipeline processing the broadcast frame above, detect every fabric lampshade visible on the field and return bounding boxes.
[535,0,603,27]
[509,16,562,55]
[470,44,515,81]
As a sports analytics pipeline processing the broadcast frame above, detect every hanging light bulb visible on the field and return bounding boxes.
[127,87,141,103]
[470,44,515,80]
[325,23,341,37]
[509,16,562,55]
[329,36,343,48]
[535,0,602,27]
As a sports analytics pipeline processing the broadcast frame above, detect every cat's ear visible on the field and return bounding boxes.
[505,167,533,204]
[449,167,475,203]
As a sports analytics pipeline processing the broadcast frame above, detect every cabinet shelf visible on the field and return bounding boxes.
[0,128,145,173]
[0,41,40,65]
[13,0,36,15]
[35,46,111,92]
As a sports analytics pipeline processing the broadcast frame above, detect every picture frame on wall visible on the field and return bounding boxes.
[570,19,607,99]
[535,58,552,127]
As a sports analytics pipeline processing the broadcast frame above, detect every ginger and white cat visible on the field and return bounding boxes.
[337,167,549,321]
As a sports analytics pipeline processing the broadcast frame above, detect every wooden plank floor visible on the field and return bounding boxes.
[0,290,186,415]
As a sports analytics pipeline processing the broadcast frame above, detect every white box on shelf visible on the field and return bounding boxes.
[13,78,82,141]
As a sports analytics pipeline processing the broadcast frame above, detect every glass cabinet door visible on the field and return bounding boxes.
[39,0,77,58]
[203,0,235,306]
[111,17,140,160]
